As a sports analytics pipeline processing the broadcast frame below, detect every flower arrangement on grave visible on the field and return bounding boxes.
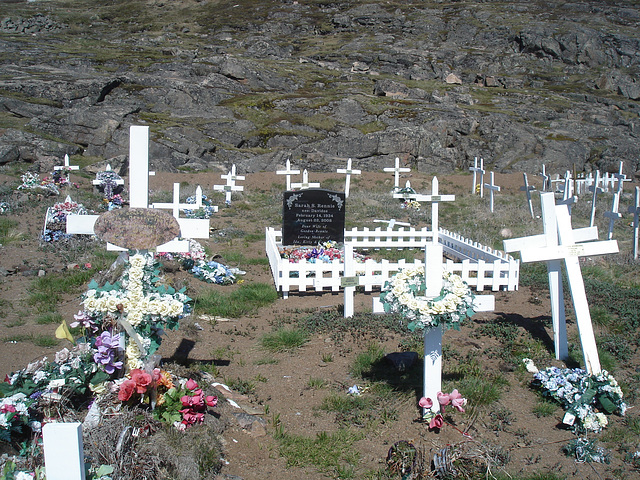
[102,193,123,211]
[0,202,10,214]
[41,197,87,242]
[148,377,218,430]
[184,193,217,219]
[280,241,369,264]
[380,266,475,332]
[533,366,626,433]
[82,253,191,370]
[419,389,467,431]
[401,199,421,211]
[48,169,78,190]
[16,172,59,196]
[94,170,124,210]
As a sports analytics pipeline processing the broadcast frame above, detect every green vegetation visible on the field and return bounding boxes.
[193,282,278,318]
[260,328,308,353]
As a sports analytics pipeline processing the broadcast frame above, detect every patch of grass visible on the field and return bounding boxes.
[349,343,385,379]
[193,282,278,318]
[260,328,308,353]
[319,383,399,428]
[308,377,327,389]
[532,399,558,418]
[0,218,26,244]
[3,334,59,347]
[0,298,11,318]
[35,312,64,325]
[225,377,256,396]
[254,356,279,365]
[457,375,508,407]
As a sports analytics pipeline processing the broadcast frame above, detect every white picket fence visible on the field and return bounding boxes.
[266,227,519,298]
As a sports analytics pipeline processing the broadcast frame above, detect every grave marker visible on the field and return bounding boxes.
[520,172,536,218]
[484,171,500,213]
[282,188,345,245]
[628,186,640,260]
[43,422,85,480]
[540,164,551,192]
[373,219,411,229]
[383,157,411,191]
[276,159,300,191]
[214,165,245,205]
[290,169,320,190]
[588,170,604,227]
[337,158,361,198]
[504,192,618,374]
[469,157,485,197]
[604,162,627,240]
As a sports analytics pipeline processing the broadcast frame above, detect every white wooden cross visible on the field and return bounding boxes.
[628,186,640,260]
[469,156,485,197]
[276,159,300,191]
[557,171,578,213]
[54,154,79,174]
[290,169,320,190]
[337,158,361,198]
[66,126,207,253]
[588,170,605,227]
[393,177,455,244]
[214,165,245,204]
[604,162,627,240]
[92,164,125,189]
[540,164,551,192]
[373,219,411,229]
[43,422,85,480]
[484,171,500,213]
[520,172,536,218]
[152,183,201,218]
[383,157,411,191]
[504,192,618,374]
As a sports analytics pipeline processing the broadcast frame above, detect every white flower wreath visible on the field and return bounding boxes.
[380,266,476,332]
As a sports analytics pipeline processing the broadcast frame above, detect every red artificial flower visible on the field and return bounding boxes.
[206,395,218,407]
[118,379,136,401]
[185,378,198,391]
[130,369,152,394]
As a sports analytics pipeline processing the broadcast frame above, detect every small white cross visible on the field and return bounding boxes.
[469,156,485,197]
[337,158,361,198]
[383,157,411,191]
[276,159,300,191]
[484,171,501,213]
[290,169,320,190]
[540,164,551,192]
[604,162,627,240]
[54,154,79,172]
[373,219,411,229]
[520,172,536,218]
[588,170,605,227]
[92,164,125,188]
[214,165,245,204]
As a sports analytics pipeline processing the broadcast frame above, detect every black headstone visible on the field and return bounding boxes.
[282,189,345,246]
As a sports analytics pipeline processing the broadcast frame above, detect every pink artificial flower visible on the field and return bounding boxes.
[418,397,433,409]
[450,389,466,412]
[206,395,218,407]
[130,369,152,394]
[185,378,198,391]
[429,413,444,430]
[1,404,16,414]
[437,391,451,406]
[118,379,136,401]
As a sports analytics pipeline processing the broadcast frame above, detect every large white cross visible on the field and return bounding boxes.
[290,169,320,190]
[276,159,300,191]
[520,172,536,218]
[604,162,627,240]
[67,126,207,253]
[628,186,640,260]
[214,165,245,204]
[383,157,411,191]
[504,192,618,374]
[337,158,361,198]
[484,171,500,213]
[469,157,485,197]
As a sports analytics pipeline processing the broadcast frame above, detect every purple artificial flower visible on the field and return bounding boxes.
[70,310,99,333]
[93,331,123,375]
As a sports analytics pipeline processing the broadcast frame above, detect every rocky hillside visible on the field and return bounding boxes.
[0,0,639,177]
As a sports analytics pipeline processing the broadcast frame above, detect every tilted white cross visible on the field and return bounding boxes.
[588,170,605,227]
[373,219,411,229]
[520,172,536,218]
[290,169,320,190]
[214,165,245,204]
[383,157,411,191]
[337,158,361,198]
[276,159,300,191]
[504,192,618,374]
[484,171,500,213]
[469,156,485,197]
[604,162,627,240]
[628,186,640,260]
[557,171,578,213]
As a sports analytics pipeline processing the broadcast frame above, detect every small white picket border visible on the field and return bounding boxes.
[266,226,519,298]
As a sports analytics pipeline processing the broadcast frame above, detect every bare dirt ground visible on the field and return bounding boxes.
[0,169,638,479]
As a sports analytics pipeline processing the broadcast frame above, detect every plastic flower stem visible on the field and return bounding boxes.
[443,420,473,440]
